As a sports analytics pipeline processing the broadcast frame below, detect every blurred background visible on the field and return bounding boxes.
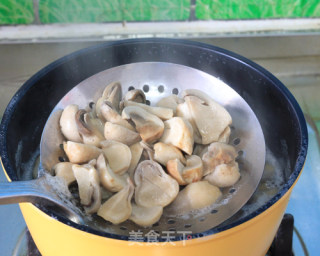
[0,0,319,255]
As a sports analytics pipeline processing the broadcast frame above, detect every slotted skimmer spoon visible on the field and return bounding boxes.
[0,62,265,235]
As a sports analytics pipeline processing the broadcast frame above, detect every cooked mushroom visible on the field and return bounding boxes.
[202,142,238,176]
[127,142,144,181]
[193,144,208,158]
[97,178,134,224]
[99,100,134,130]
[95,82,122,119]
[134,160,179,207]
[129,203,163,227]
[75,110,105,147]
[63,141,101,164]
[72,163,101,214]
[100,140,132,175]
[96,154,128,192]
[153,142,185,166]
[218,126,231,143]
[123,89,146,103]
[104,122,141,146]
[122,106,164,143]
[204,162,240,187]
[167,181,222,215]
[123,100,173,120]
[160,117,194,155]
[179,89,232,144]
[167,155,203,185]
[156,94,183,115]
[60,104,82,142]
[53,162,75,186]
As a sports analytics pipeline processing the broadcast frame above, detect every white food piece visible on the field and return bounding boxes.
[97,179,134,224]
[63,141,101,164]
[60,104,82,142]
[134,160,179,207]
[72,164,101,214]
[75,110,105,147]
[156,94,183,115]
[104,122,141,146]
[218,126,231,143]
[122,106,164,143]
[202,142,238,176]
[153,142,185,166]
[160,117,194,155]
[123,89,146,103]
[96,154,128,192]
[127,142,144,181]
[129,203,163,227]
[167,181,222,214]
[100,140,132,175]
[167,155,203,185]
[99,101,134,131]
[53,162,75,186]
[123,100,173,120]
[204,162,240,187]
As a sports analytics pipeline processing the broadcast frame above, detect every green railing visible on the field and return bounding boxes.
[0,0,319,25]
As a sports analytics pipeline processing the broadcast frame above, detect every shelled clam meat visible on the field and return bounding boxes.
[54,82,240,227]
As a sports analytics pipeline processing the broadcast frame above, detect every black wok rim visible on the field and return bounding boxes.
[0,38,308,242]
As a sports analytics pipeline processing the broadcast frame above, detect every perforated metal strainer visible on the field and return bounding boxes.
[41,62,265,236]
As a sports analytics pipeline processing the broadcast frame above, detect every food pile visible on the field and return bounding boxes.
[53,82,240,226]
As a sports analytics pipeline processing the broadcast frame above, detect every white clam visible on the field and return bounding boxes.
[97,179,134,224]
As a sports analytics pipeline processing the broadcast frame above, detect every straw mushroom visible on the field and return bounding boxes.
[75,109,105,147]
[122,106,164,143]
[153,142,185,166]
[160,117,194,155]
[123,100,173,120]
[218,126,231,143]
[167,181,222,215]
[156,94,183,115]
[100,140,132,175]
[53,162,76,186]
[127,142,144,181]
[129,203,163,227]
[96,154,128,192]
[123,89,146,104]
[72,164,101,214]
[202,142,238,176]
[167,155,203,185]
[96,82,122,119]
[134,160,179,207]
[204,162,240,188]
[179,89,232,144]
[99,100,134,130]
[97,179,134,224]
[60,104,82,142]
[104,122,141,146]
[63,141,101,164]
